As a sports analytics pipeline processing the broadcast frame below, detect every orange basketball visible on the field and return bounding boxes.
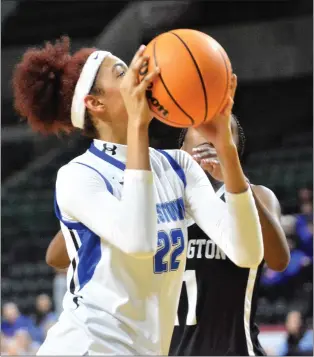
[139,29,232,128]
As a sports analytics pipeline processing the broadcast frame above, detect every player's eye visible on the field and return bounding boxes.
[117,71,126,78]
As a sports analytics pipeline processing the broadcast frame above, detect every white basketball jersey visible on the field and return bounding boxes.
[54,139,262,355]
[55,140,189,355]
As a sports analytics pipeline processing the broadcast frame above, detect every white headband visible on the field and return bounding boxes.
[71,50,111,129]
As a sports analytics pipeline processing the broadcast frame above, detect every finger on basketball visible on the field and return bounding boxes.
[230,74,237,100]
[129,56,150,85]
[129,44,146,69]
[221,97,234,117]
[133,55,150,72]
[125,56,150,87]
[138,67,160,92]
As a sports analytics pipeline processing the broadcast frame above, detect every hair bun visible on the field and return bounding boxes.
[13,37,96,135]
[12,36,73,134]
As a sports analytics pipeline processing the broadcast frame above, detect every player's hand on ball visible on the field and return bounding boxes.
[120,45,160,127]
[195,74,237,151]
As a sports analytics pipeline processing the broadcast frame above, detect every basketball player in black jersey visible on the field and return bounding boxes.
[169,115,290,356]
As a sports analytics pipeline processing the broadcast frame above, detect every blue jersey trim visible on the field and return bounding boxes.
[158,150,187,188]
[89,142,126,171]
[54,194,86,231]
[75,229,102,291]
[73,162,114,194]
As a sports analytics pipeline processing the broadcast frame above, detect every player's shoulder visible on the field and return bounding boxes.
[57,151,99,184]
[153,148,193,169]
[161,148,191,160]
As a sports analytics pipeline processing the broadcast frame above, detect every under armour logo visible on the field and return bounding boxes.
[73,295,83,310]
[103,143,117,156]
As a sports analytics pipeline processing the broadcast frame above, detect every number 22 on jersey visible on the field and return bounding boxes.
[154,229,185,273]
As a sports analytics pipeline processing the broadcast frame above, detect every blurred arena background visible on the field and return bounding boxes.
[1,0,313,355]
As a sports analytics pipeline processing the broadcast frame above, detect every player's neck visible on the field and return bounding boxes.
[96,120,128,145]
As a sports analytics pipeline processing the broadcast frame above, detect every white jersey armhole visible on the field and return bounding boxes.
[186,184,225,227]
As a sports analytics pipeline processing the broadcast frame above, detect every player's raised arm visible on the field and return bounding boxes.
[183,75,263,268]
[186,128,290,272]
[120,46,160,172]
[57,47,159,257]
[56,161,157,257]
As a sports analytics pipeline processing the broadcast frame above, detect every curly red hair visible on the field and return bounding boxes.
[12,36,97,134]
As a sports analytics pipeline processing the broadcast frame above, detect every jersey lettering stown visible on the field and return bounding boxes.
[54,141,189,355]
[170,186,266,356]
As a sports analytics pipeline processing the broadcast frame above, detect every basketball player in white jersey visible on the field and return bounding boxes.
[12,37,264,355]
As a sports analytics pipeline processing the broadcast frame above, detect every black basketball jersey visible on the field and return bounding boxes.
[170,186,266,356]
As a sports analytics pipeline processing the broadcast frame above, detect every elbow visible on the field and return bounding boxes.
[269,261,289,272]
[235,254,264,269]
[45,251,59,268]
[233,231,265,269]
[121,242,157,258]
[45,247,70,269]
[266,254,290,272]
[126,248,156,258]
[233,246,264,269]
[118,221,158,258]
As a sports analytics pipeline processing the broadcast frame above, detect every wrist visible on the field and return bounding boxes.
[128,118,150,132]
[211,127,234,149]
[215,142,242,174]
[215,141,238,156]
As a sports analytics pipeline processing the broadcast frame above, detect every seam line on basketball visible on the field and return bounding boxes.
[150,108,184,126]
[153,40,194,126]
[170,32,208,124]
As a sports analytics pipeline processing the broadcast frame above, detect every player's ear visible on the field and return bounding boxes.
[84,94,106,116]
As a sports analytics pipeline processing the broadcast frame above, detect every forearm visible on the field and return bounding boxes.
[57,164,157,257]
[188,186,264,267]
[124,122,156,254]
[224,189,264,267]
[215,142,263,266]
[216,141,248,194]
[184,147,263,267]
[120,169,157,255]
[126,122,150,171]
